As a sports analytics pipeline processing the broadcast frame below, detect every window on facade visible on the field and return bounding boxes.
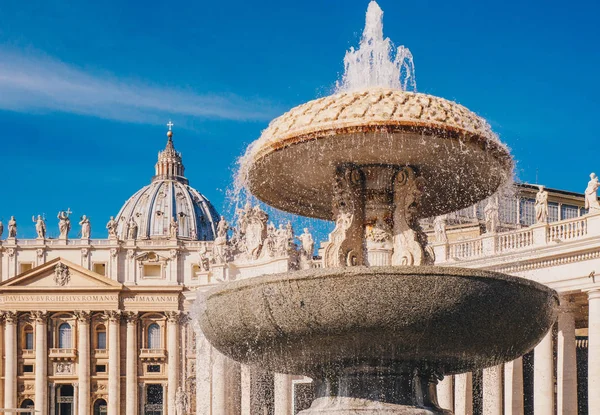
[147,364,161,373]
[96,325,107,349]
[58,323,72,349]
[143,264,162,278]
[561,204,580,220]
[147,323,161,349]
[20,399,34,409]
[519,198,536,226]
[93,399,108,415]
[24,325,34,350]
[93,263,107,276]
[23,364,34,373]
[548,202,559,223]
[19,263,33,273]
[95,364,106,373]
[146,384,163,415]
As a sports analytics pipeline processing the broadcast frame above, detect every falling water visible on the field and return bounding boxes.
[336,1,416,92]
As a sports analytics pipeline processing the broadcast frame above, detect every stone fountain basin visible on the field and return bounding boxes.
[244,89,513,220]
[198,266,558,377]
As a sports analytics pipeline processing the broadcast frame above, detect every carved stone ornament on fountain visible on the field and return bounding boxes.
[392,166,434,266]
[324,164,366,268]
[324,165,434,268]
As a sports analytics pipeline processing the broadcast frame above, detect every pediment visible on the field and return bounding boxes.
[136,251,169,264]
[0,257,122,290]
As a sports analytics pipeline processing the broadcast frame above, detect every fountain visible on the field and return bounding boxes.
[197,2,558,414]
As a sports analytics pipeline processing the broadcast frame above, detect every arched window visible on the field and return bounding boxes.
[147,323,160,349]
[96,324,106,350]
[20,398,34,408]
[23,325,34,350]
[58,323,72,349]
[93,398,107,415]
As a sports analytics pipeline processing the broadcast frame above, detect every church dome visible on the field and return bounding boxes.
[114,127,220,241]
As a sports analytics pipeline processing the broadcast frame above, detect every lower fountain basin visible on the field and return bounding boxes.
[199,266,558,377]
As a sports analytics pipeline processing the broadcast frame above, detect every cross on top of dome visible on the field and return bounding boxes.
[154,122,186,184]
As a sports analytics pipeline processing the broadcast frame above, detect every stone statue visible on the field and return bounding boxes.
[535,185,549,223]
[106,216,118,238]
[126,217,138,240]
[242,205,268,260]
[298,228,315,259]
[170,217,179,239]
[433,214,448,243]
[264,222,278,256]
[8,216,16,238]
[32,215,46,239]
[79,215,91,238]
[57,209,72,239]
[213,216,229,263]
[175,386,189,415]
[585,173,600,212]
[484,196,499,234]
[0,220,3,239]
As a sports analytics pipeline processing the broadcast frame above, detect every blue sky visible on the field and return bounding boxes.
[0,0,599,239]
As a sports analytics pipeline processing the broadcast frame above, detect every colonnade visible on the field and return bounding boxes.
[441,291,600,415]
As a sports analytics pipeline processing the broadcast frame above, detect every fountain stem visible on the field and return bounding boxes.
[324,164,434,268]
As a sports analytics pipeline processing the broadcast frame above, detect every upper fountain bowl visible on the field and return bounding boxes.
[242,88,513,220]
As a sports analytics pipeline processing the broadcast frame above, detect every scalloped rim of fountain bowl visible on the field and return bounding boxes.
[201,266,558,301]
[251,120,512,167]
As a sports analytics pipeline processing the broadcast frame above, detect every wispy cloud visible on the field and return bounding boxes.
[0,49,278,123]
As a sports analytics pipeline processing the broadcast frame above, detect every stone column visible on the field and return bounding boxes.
[106,311,121,415]
[75,311,91,415]
[588,290,600,414]
[125,312,139,415]
[213,350,229,415]
[557,297,578,415]
[274,373,293,415]
[437,375,453,412]
[33,311,48,415]
[454,372,473,415]
[3,311,17,410]
[534,329,554,415]
[482,365,502,415]
[167,311,180,415]
[196,331,212,415]
[503,357,524,415]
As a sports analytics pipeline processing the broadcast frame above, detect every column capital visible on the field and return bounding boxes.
[4,310,18,324]
[74,310,91,324]
[103,309,122,322]
[588,289,600,300]
[124,311,139,324]
[31,310,49,324]
[166,310,181,324]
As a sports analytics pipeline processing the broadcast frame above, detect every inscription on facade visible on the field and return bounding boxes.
[0,294,117,303]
